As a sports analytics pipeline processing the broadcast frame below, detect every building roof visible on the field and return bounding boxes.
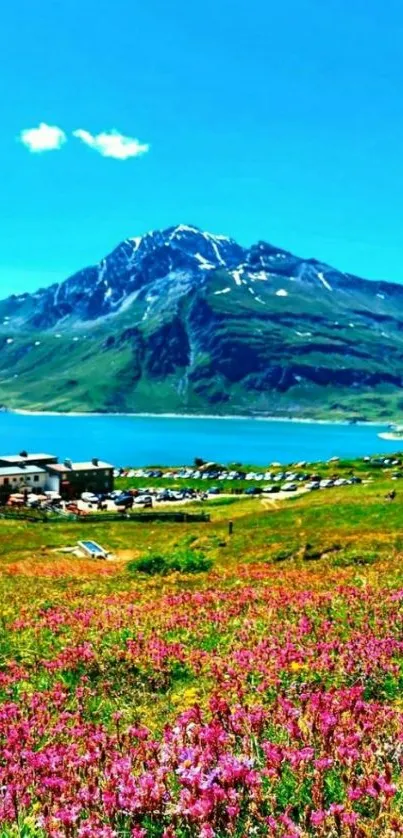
[0,453,57,464]
[46,461,114,473]
[0,465,47,476]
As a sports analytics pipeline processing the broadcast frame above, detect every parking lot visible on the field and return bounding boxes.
[4,454,382,515]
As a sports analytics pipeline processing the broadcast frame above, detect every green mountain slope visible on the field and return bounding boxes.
[1,225,403,420]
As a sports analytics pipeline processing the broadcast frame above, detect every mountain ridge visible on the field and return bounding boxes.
[1,224,403,421]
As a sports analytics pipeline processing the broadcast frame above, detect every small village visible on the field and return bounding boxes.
[0,450,377,519]
[0,451,114,509]
[1,448,396,519]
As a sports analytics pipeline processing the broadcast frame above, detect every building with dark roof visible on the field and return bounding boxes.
[0,452,115,500]
[46,458,114,498]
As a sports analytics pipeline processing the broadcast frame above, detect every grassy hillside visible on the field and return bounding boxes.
[1,456,403,833]
[0,321,403,420]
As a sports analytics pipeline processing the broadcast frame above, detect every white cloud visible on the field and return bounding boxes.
[19,122,67,153]
[18,123,149,161]
[72,128,149,160]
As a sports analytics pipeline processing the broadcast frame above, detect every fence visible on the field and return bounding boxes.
[0,509,210,524]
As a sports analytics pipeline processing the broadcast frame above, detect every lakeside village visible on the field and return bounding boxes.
[1,449,402,516]
[0,452,115,509]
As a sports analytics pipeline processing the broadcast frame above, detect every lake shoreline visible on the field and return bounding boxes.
[8,408,387,428]
[0,411,396,466]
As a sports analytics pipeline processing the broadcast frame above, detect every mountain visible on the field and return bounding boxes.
[1,223,403,421]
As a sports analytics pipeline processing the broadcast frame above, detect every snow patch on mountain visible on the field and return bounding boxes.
[249,270,268,281]
[231,270,243,286]
[98,259,107,285]
[118,290,141,313]
[213,233,231,242]
[171,224,200,237]
[204,233,225,266]
[195,253,215,270]
[317,271,332,291]
[128,236,142,250]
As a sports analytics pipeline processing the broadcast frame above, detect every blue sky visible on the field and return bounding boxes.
[2,0,403,294]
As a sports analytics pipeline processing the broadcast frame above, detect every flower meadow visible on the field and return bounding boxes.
[3,551,403,837]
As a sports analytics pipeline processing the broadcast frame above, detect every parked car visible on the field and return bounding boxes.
[207,487,221,495]
[133,494,152,506]
[282,483,298,492]
[244,487,262,495]
[81,492,99,503]
[95,492,112,501]
[262,485,281,494]
[307,481,320,491]
[156,490,172,501]
[7,495,25,507]
[26,493,41,507]
[115,493,134,508]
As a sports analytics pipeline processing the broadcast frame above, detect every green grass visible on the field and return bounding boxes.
[2,304,403,420]
[0,454,402,582]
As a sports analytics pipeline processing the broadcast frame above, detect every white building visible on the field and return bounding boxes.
[0,465,48,491]
[0,453,57,468]
[0,452,114,498]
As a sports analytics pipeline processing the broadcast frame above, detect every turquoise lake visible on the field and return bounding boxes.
[0,413,395,466]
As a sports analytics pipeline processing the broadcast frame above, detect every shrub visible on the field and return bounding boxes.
[171,548,212,574]
[333,548,378,567]
[127,548,212,576]
[127,554,167,575]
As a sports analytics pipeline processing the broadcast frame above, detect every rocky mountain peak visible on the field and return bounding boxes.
[1,223,403,420]
[0,224,398,334]
[124,224,245,270]
[0,225,247,329]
